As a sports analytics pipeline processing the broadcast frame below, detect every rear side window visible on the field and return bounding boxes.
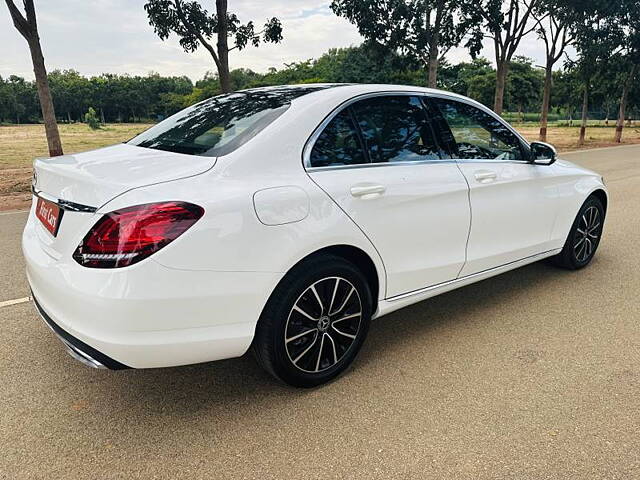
[309,110,367,168]
[351,96,439,164]
[309,95,440,168]
[431,97,525,161]
[128,86,332,157]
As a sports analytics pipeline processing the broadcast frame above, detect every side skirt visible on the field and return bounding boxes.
[374,249,561,319]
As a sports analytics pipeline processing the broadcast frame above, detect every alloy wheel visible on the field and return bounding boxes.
[284,276,362,373]
[573,205,601,263]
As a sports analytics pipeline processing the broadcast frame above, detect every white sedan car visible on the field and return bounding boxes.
[24,84,607,387]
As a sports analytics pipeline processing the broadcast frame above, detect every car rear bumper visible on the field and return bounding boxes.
[33,295,129,370]
[23,213,282,369]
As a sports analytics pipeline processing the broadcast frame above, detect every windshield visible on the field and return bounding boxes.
[128,86,332,157]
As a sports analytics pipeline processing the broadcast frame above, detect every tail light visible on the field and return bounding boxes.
[73,201,204,268]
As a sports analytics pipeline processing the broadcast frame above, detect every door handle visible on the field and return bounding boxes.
[474,170,498,183]
[350,184,386,197]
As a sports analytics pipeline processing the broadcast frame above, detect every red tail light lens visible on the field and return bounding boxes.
[73,202,204,268]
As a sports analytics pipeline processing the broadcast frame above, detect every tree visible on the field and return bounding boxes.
[571,2,624,145]
[331,0,476,88]
[144,0,283,93]
[439,57,493,95]
[4,0,63,156]
[614,0,640,143]
[48,69,93,122]
[506,56,544,119]
[532,0,576,141]
[471,0,541,114]
[84,107,100,130]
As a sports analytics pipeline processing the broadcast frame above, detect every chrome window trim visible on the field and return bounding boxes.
[302,90,533,173]
[309,158,458,172]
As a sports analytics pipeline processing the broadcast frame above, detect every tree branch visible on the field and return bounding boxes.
[24,0,37,30]
[4,0,32,39]
[173,0,221,69]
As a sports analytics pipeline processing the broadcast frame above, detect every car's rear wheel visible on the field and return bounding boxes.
[552,195,605,270]
[252,254,372,388]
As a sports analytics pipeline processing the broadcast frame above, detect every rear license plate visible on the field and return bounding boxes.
[35,197,63,237]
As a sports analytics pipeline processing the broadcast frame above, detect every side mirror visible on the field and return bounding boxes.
[530,141,557,165]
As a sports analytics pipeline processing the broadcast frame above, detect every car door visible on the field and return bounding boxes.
[305,94,471,298]
[427,95,559,276]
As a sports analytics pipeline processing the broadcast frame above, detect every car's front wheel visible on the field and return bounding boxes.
[552,195,605,269]
[253,255,372,388]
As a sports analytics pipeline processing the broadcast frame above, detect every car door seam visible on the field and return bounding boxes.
[455,160,473,279]
[304,172,390,297]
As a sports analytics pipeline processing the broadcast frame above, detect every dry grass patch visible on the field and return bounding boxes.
[0,123,151,170]
[517,124,640,151]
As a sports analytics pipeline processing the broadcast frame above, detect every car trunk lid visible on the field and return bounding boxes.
[32,143,216,209]
[30,143,215,257]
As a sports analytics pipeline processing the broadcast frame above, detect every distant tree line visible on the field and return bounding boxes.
[0,71,192,124]
[1,44,637,126]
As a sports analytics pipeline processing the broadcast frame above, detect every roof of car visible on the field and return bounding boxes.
[270,82,472,109]
[240,83,463,96]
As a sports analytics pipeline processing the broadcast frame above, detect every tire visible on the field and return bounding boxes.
[552,195,605,270]
[252,254,372,388]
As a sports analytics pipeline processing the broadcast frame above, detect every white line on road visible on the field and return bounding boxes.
[0,209,29,216]
[561,144,640,155]
[0,297,31,308]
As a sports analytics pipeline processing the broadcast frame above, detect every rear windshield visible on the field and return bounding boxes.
[128,86,332,157]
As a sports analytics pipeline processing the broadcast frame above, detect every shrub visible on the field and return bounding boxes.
[84,107,101,130]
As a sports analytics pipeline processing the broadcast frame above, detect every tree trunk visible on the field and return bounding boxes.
[427,38,439,88]
[539,64,553,142]
[494,62,508,115]
[427,55,438,89]
[615,63,637,143]
[27,37,63,156]
[216,0,232,93]
[578,83,589,146]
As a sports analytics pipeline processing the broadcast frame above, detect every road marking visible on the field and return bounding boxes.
[562,144,640,155]
[0,209,30,216]
[0,297,31,308]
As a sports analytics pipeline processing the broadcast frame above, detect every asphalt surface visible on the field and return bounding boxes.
[1,145,639,479]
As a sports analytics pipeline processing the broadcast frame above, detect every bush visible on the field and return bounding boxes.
[84,107,100,130]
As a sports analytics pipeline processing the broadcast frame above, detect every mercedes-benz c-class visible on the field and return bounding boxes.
[23,84,608,387]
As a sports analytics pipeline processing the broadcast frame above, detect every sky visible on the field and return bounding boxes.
[1,1,555,81]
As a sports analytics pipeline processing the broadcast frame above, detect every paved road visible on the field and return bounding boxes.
[1,146,639,479]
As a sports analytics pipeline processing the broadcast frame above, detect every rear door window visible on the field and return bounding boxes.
[351,96,440,164]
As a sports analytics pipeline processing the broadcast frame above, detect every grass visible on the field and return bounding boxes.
[517,123,640,150]
[0,123,151,169]
[0,121,639,206]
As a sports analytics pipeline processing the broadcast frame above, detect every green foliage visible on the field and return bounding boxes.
[330,0,477,79]
[568,1,626,82]
[0,44,637,125]
[144,0,283,54]
[507,56,544,113]
[84,107,100,130]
